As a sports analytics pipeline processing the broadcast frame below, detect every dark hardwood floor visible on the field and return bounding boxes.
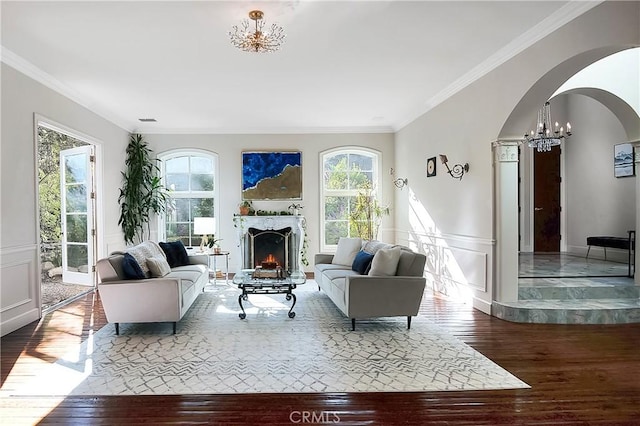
[2,289,639,425]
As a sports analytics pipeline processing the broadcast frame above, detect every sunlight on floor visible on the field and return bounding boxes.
[0,295,100,423]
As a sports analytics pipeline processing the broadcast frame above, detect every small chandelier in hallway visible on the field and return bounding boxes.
[229,10,285,53]
[524,101,572,152]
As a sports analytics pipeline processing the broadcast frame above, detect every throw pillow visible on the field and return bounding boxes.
[122,252,146,279]
[332,237,362,266]
[147,255,171,278]
[351,250,374,275]
[159,241,190,267]
[362,240,391,256]
[368,246,402,277]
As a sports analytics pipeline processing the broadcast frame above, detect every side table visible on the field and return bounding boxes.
[208,251,230,285]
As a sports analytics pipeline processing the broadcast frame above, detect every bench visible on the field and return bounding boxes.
[586,231,635,277]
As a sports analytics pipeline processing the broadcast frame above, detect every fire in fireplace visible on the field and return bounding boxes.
[247,227,293,272]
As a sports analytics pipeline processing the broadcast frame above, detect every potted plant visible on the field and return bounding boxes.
[288,203,303,216]
[207,236,223,253]
[239,200,254,216]
[118,133,170,244]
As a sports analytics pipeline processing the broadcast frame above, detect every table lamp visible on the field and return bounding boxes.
[193,217,216,252]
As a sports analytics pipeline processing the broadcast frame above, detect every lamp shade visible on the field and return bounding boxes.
[193,217,216,235]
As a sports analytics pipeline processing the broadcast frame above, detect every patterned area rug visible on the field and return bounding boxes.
[3,282,529,395]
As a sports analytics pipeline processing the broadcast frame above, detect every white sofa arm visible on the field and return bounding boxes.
[314,253,334,265]
[98,278,182,324]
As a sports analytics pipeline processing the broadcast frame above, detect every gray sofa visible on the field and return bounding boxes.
[314,239,426,330]
[96,241,209,335]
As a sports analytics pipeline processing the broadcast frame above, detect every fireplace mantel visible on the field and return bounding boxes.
[233,215,306,272]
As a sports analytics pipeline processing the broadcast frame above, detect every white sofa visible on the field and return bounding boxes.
[96,241,209,335]
[314,239,427,330]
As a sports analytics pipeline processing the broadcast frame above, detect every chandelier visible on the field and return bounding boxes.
[523,101,572,152]
[228,10,285,53]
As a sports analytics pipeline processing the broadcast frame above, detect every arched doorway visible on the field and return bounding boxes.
[494,47,640,308]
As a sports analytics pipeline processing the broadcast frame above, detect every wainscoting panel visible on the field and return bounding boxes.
[1,245,40,336]
[395,230,494,313]
[443,246,487,292]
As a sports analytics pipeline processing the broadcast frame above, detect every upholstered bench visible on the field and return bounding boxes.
[586,231,635,276]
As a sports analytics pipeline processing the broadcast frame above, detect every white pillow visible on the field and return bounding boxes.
[368,246,402,276]
[147,255,171,277]
[332,237,363,266]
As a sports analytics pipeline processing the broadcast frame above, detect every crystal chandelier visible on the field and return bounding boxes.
[523,101,572,152]
[228,10,285,53]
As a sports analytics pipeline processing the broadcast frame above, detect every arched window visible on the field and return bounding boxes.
[158,151,218,247]
[320,148,380,251]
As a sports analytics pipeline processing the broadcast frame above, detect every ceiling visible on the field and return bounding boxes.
[1,1,598,134]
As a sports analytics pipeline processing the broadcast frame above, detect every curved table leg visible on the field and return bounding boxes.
[286,292,297,318]
[238,293,247,319]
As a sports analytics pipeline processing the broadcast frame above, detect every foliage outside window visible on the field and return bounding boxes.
[38,126,88,267]
[321,149,380,250]
[160,152,217,247]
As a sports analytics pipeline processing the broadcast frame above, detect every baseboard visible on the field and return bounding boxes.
[473,297,492,315]
[1,308,40,337]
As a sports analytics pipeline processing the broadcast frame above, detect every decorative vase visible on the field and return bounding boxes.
[239,206,250,216]
[214,246,221,254]
[294,209,299,216]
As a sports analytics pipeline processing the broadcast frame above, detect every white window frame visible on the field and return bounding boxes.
[319,147,381,253]
[158,149,219,245]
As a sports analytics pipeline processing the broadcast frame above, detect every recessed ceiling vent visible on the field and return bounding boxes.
[138,118,157,122]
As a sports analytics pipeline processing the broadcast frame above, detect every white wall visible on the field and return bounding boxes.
[565,94,634,259]
[1,63,129,336]
[394,1,640,313]
[144,133,395,272]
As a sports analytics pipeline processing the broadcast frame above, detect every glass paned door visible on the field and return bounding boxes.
[60,146,95,286]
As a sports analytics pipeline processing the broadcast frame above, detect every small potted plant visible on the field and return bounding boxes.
[288,202,303,216]
[239,200,254,216]
[207,236,223,253]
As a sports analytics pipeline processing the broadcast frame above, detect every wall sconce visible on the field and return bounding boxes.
[393,177,408,189]
[390,168,408,189]
[439,154,469,180]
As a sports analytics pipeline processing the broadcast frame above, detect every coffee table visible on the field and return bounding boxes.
[233,269,306,319]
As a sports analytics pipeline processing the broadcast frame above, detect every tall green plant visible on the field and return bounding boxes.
[349,182,389,241]
[118,134,170,244]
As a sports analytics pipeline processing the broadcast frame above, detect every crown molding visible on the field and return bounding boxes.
[1,46,134,132]
[395,1,603,131]
[136,125,395,135]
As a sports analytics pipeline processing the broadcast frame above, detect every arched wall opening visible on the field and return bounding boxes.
[493,45,640,305]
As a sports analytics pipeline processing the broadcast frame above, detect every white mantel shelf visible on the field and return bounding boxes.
[233,215,306,272]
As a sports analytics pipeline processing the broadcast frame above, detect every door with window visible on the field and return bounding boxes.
[60,145,95,285]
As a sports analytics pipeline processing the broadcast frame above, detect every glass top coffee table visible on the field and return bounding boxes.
[232,269,306,319]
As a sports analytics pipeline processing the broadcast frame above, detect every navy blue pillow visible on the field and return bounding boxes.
[122,253,146,279]
[159,241,189,267]
[352,250,374,275]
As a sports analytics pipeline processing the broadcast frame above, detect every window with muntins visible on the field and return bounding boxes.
[159,151,218,247]
[321,148,380,251]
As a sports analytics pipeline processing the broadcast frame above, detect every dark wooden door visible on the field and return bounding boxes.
[533,145,561,252]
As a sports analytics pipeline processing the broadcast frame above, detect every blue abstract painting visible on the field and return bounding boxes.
[242,151,302,200]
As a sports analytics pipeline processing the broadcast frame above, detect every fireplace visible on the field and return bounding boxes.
[248,227,292,271]
[233,215,306,273]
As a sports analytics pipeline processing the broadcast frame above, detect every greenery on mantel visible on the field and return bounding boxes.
[117,133,170,245]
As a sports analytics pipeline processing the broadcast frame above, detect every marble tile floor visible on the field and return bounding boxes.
[518,253,631,277]
[492,253,639,324]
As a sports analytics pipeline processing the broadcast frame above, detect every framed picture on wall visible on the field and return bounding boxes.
[242,151,302,200]
[614,143,634,178]
[426,156,437,177]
